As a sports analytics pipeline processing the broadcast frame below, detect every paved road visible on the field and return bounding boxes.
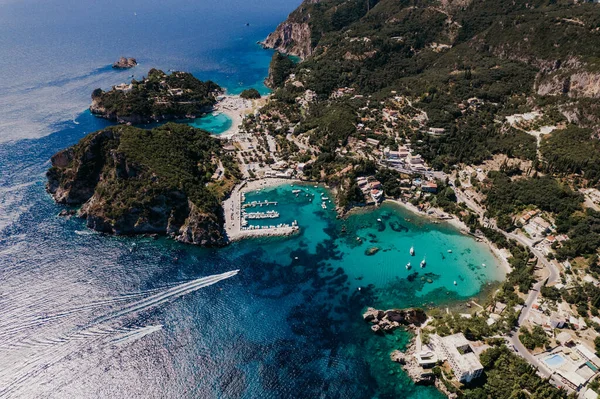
[455,188,567,387]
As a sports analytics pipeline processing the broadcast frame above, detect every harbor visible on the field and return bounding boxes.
[223,178,301,241]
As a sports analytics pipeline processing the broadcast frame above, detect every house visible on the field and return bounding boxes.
[430,333,484,383]
[408,155,424,165]
[427,127,447,136]
[369,181,382,190]
[422,182,438,194]
[371,189,383,202]
[575,344,600,369]
[415,349,438,368]
[531,216,552,233]
[556,331,574,346]
[113,83,133,93]
[366,138,380,146]
[550,312,566,329]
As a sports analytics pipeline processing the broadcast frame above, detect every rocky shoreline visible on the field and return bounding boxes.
[362,307,427,334]
[363,307,458,398]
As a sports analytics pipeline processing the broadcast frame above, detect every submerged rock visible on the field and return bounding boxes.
[365,247,380,256]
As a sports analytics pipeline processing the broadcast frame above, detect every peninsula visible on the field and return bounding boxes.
[47,123,240,246]
[90,68,220,124]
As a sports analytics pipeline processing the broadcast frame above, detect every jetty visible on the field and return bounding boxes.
[243,200,278,208]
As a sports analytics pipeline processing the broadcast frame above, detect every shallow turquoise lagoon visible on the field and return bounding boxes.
[243,183,506,306]
[188,112,233,135]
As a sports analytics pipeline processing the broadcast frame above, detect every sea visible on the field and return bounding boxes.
[0,0,505,398]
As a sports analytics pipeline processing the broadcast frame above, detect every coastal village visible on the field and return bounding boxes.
[203,78,600,398]
[85,68,600,397]
[11,0,600,397]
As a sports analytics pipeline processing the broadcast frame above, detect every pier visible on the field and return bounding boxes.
[243,200,278,208]
[244,210,280,220]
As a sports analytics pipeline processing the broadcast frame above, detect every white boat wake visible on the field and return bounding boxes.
[0,270,240,398]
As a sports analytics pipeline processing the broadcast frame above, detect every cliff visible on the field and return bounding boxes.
[90,69,220,124]
[263,19,313,59]
[262,0,377,59]
[46,123,235,246]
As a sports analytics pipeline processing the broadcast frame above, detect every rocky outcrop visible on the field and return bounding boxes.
[47,124,227,247]
[261,0,321,59]
[262,21,313,59]
[363,307,427,333]
[112,57,137,69]
[536,70,600,98]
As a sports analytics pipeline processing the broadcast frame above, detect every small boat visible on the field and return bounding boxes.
[321,202,327,209]
[377,218,382,222]
[453,281,457,285]
[321,196,329,200]
[420,258,426,268]
[482,263,486,267]
[447,249,452,253]
[410,246,415,256]
[292,189,301,194]
[406,262,411,270]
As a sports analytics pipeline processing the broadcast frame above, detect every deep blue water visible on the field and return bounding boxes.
[0,1,503,398]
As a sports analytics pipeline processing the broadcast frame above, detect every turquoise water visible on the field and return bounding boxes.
[244,183,505,303]
[0,0,506,396]
[188,112,233,135]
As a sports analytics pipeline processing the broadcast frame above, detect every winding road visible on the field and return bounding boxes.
[455,188,565,388]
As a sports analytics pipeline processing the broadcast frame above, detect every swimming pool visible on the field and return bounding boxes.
[544,353,566,368]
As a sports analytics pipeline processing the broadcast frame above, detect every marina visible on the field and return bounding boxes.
[223,178,302,241]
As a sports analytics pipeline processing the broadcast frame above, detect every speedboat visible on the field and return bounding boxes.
[405,262,411,270]
[420,258,426,268]
[410,246,415,256]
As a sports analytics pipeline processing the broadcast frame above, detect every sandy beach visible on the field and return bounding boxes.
[214,94,267,138]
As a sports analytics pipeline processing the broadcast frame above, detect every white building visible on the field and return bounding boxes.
[430,333,484,383]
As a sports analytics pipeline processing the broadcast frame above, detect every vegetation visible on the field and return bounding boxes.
[462,346,567,399]
[240,88,261,99]
[267,52,295,88]
[519,326,550,350]
[485,173,582,230]
[541,126,600,185]
[47,123,239,243]
[91,69,220,122]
